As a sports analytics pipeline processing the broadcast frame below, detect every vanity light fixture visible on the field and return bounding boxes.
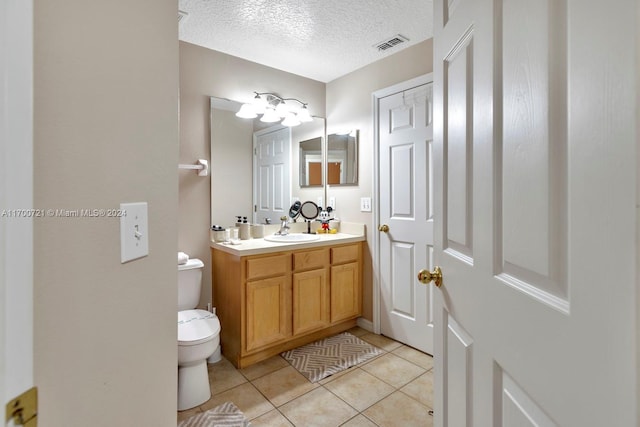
[235,92,313,127]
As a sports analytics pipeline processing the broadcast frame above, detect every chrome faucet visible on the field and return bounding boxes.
[277,216,290,235]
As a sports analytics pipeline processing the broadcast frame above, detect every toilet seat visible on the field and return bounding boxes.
[178,309,220,347]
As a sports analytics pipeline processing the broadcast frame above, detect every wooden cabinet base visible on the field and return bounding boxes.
[226,319,357,369]
[212,242,362,369]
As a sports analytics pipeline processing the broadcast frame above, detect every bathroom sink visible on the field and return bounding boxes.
[264,233,321,243]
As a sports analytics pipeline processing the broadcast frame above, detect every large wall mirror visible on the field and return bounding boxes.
[327,130,358,185]
[209,96,325,227]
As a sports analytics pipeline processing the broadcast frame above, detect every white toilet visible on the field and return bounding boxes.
[177,258,221,411]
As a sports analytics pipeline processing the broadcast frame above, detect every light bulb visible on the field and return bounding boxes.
[282,112,301,127]
[260,107,281,123]
[236,103,257,119]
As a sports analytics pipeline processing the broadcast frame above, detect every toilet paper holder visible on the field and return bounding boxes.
[178,159,209,177]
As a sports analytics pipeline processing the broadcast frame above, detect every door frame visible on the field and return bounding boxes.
[371,73,433,335]
[1,0,34,403]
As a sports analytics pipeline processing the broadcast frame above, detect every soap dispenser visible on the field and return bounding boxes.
[239,216,251,240]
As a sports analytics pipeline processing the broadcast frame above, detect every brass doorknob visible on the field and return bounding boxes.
[418,266,443,287]
[378,224,389,232]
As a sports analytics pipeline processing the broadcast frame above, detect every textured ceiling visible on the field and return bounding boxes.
[178,0,433,83]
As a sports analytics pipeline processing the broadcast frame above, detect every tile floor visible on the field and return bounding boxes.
[177,327,434,427]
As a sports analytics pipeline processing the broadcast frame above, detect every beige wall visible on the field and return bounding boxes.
[179,41,325,308]
[326,39,434,321]
[34,1,179,426]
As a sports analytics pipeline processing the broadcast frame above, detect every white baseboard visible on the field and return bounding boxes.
[357,318,374,333]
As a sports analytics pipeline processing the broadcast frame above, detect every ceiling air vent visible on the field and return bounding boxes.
[374,34,409,51]
[178,10,189,24]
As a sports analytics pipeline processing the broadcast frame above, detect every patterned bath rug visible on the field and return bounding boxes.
[178,402,250,427]
[281,332,384,383]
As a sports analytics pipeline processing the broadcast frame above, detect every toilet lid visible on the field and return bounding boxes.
[178,309,220,346]
[178,258,204,271]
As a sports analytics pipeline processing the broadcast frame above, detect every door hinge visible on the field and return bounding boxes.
[6,386,37,426]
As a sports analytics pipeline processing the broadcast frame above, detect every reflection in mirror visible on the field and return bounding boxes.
[299,137,323,187]
[210,97,254,228]
[210,96,326,227]
[327,130,358,185]
[289,200,301,220]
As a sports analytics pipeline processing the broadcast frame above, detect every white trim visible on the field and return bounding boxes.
[356,317,374,333]
[1,0,34,402]
[371,73,433,337]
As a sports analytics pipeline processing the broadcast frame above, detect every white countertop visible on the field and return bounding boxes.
[210,222,365,256]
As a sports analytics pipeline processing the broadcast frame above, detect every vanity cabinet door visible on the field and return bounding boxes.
[292,268,329,336]
[245,275,292,352]
[330,262,361,323]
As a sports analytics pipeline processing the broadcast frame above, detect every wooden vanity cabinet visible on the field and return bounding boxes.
[245,253,291,352]
[330,244,362,322]
[212,241,362,368]
[292,248,330,336]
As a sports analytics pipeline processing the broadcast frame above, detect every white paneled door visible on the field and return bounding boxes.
[432,0,638,425]
[253,126,291,225]
[377,76,434,354]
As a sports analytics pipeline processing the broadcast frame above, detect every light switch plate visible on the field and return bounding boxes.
[329,196,336,210]
[317,197,323,208]
[120,202,149,263]
[360,197,372,212]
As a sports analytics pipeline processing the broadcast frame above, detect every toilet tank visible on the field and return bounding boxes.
[178,258,204,311]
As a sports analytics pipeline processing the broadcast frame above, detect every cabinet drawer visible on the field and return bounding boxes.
[293,248,329,271]
[246,254,290,280]
[331,244,360,265]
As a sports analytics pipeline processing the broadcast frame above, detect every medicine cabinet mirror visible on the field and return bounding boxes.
[327,130,358,186]
[299,137,323,187]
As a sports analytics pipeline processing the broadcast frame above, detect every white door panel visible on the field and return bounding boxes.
[443,313,473,427]
[443,28,473,263]
[378,80,434,354]
[433,0,638,425]
[253,126,291,224]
